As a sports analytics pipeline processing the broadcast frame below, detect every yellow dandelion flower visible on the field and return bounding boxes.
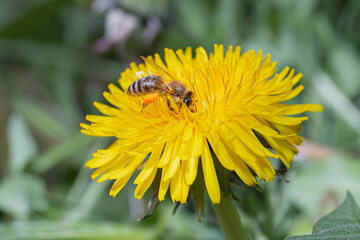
[81,44,322,204]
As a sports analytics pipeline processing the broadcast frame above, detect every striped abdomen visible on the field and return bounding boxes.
[127,75,167,96]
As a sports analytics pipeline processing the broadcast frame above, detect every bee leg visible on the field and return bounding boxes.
[166,98,175,112]
[141,103,149,113]
[177,102,182,110]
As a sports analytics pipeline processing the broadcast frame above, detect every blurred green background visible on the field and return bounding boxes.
[0,0,360,239]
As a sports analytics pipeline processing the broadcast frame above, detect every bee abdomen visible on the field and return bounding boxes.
[127,76,161,95]
[127,78,145,95]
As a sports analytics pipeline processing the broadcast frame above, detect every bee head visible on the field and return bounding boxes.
[184,91,197,112]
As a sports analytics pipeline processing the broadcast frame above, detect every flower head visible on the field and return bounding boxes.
[81,44,322,204]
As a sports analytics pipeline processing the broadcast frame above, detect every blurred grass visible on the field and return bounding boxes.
[0,0,360,239]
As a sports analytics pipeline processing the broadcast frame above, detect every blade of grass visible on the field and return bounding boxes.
[313,71,360,135]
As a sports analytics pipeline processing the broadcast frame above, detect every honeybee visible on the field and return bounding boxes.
[127,57,197,113]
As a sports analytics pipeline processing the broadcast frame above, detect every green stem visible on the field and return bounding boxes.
[212,195,249,240]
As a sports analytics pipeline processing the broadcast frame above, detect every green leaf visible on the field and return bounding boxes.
[61,138,113,222]
[191,161,205,222]
[12,96,74,140]
[0,174,47,220]
[285,191,360,239]
[0,38,122,79]
[30,133,94,173]
[283,156,360,233]
[7,113,38,173]
[0,222,151,240]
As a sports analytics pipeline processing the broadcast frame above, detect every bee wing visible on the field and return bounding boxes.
[134,71,152,80]
[134,70,173,94]
[141,56,178,82]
